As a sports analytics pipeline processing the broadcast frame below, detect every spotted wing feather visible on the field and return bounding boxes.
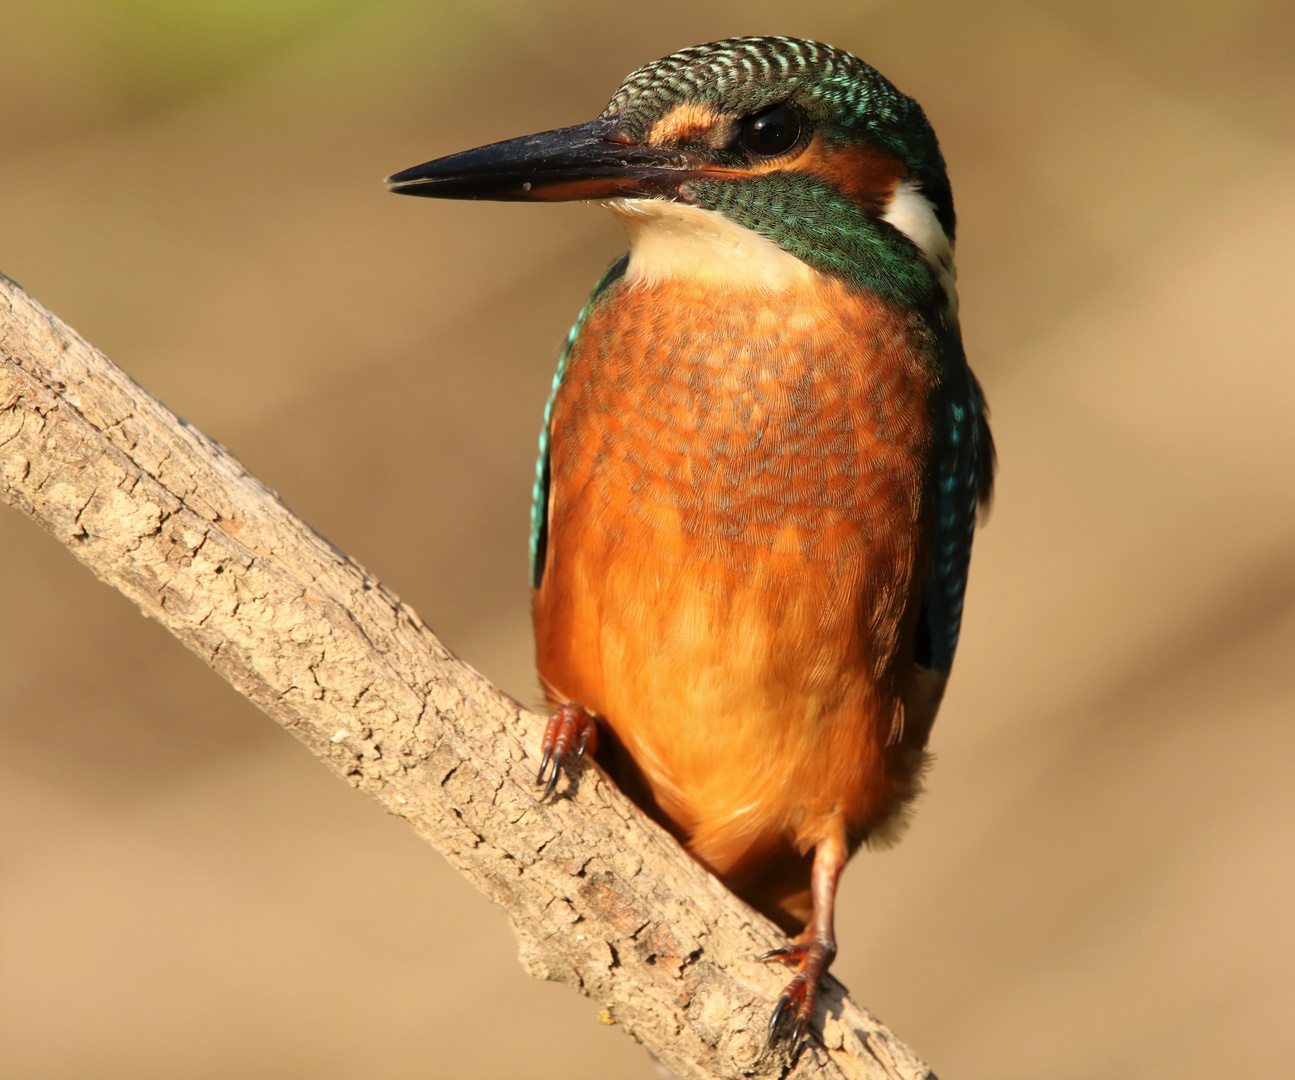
[918,368,994,672]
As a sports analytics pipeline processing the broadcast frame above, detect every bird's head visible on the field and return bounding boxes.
[389,37,955,308]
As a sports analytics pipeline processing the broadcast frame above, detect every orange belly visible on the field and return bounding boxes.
[534,270,938,921]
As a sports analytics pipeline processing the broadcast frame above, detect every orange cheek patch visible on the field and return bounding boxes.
[648,102,731,146]
[742,134,908,214]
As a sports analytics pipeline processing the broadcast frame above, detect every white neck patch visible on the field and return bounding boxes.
[881,178,959,320]
[604,198,815,291]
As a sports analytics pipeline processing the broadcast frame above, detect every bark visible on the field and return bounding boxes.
[0,271,933,1080]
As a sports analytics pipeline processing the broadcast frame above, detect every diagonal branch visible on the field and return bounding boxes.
[0,271,932,1080]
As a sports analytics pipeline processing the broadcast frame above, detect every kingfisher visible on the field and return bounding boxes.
[388,37,994,1051]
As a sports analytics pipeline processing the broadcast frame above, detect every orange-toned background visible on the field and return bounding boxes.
[2,1,1293,1077]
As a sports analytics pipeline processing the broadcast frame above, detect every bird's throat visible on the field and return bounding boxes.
[604,198,816,291]
[605,190,958,321]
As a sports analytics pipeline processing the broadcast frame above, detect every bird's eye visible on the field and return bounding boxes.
[738,105,802,157]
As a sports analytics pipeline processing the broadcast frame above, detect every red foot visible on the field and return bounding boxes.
[759,936,837,1052]
[536,702,598,800]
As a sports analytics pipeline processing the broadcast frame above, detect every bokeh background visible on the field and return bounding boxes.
[2,1,1293,1077]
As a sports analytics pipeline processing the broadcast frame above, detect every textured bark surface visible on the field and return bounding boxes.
[0,272,932,1080]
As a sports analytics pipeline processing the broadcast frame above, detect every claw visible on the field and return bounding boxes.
[790,1012,809,1054]
[761,936,835,1050]
[542,756,561,799]
[768,991,793,1044]
[536,702,598,801]
[766,976,810,1050]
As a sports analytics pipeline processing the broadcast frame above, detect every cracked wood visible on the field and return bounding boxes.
[0,271,933,1080]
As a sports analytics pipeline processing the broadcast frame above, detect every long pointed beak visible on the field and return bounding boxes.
[385,119,699,202]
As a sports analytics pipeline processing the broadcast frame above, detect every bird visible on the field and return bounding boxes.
[387,36,994,1052]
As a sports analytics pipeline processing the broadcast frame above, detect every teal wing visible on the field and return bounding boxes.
[916,365,995,672]
[530,254,629,588]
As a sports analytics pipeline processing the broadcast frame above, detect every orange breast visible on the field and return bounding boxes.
[533,269,937,894]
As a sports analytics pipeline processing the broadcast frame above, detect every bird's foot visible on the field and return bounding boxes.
[536,701,597,800]
[760,935,837,1052]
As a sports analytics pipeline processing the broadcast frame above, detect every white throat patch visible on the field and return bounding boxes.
[604,199,815,291]
[881,178,959,320]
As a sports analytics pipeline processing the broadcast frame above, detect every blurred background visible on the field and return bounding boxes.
[2,0,1293,1077]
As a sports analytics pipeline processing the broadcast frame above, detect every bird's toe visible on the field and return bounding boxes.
[536,701,598,799]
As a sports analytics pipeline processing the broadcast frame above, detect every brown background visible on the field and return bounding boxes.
[2,1,1293,1077]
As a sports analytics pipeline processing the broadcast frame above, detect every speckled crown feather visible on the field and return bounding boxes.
[603,37,906,138]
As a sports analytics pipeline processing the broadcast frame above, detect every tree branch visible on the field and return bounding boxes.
[0,271,932,1080]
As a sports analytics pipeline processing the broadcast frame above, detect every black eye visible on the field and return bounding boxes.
[738,104,802,157]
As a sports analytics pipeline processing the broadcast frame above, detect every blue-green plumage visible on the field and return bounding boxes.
[922,370,994,671]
